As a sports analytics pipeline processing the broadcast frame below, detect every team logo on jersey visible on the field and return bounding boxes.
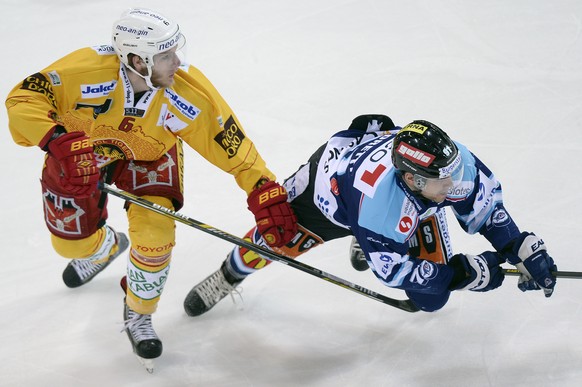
[81,81,117,98]
[486,207,511,230]
[93,138,132,162]
[164,89,200,120]
[410,260,438,285]
[21,73,56,107]
[214,115,245,158]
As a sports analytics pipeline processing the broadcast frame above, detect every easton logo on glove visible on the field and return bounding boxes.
[247,180,298,247]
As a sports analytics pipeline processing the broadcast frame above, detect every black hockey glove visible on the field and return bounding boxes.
[448,252,505,292]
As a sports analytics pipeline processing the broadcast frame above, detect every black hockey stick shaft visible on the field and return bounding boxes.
[503,268,582,279]
[99,183,420,313]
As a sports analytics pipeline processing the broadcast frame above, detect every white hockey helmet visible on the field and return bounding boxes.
[112,8,185,87]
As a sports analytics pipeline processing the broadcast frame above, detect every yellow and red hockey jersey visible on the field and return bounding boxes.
[5,44,275,194]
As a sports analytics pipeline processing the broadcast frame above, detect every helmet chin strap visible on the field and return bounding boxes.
[126,61,159,90]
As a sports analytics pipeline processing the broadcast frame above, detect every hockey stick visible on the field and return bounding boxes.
[99,183,420,313]
[503,268,582,279]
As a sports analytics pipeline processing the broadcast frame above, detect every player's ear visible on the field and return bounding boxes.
[128,53,145,71]
[403,172,414,185]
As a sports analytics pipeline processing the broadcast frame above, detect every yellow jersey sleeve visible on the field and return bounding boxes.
[173,65,276,194]
[5,45,276,195]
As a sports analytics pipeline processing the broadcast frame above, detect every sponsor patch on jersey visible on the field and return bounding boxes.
[91,45,116,55]
[369,251,408,280]
[214,115,245,158]
[47,71,61,86]
[398,216,414,233]
[124,107,146,117]
[164,89,200,120]
[21,73,56,107]
[396,199,418,237]
[353,144,391,198]
[81,81,117,98]
[158,104,188,133]
[447,181,473,201]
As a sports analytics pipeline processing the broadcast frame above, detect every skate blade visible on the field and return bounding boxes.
[136,355,155,373]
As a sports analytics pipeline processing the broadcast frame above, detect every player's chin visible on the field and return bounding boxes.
[154,77,175,89]
[426,193,447,203]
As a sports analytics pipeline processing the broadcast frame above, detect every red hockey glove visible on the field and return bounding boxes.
[47,131,99,196]
[247,181,298,247]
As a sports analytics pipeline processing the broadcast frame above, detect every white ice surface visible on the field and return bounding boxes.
[1,1,581,386]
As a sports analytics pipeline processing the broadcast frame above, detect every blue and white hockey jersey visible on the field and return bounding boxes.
[312,124,520,295]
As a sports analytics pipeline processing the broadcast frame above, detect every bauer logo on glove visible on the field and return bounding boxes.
[47,130,99,196]
[247,180,298,247]
[258,186,287,205]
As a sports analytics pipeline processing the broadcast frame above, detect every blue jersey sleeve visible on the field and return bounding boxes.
[449,144,520,250]
[353,227,455,294]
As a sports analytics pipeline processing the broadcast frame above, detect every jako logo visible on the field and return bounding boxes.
[396,142,435,167]
[81,81,117,98]
[164,89,200,120]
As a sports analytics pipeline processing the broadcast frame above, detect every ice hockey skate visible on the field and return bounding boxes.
[123,300,162,373]
[62,232,129,288]
[349,237,369,271]
[183,263,241,317]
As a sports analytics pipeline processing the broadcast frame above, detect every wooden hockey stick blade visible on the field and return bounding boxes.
[99,183,420,313]
[503,268,582,279]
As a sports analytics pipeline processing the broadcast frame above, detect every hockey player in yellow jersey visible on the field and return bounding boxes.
[5,8,297,371]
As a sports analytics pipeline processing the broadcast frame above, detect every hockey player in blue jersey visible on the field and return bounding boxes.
[184,114,557,313]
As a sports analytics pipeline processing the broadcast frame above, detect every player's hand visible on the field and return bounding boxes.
[448,251,505,292]
[47,131,99,196]
[247,180,297,247]
[503,232,557,297]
